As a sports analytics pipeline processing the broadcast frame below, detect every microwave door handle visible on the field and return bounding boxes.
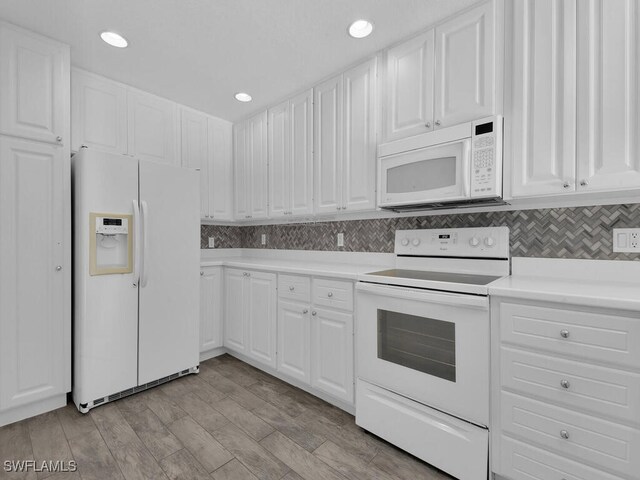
[462,139,472,198]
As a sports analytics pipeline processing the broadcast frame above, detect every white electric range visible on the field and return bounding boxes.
[355,226,510,480]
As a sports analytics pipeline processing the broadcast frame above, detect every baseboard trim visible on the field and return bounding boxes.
[0,394,67,427]
[200,347,226,362]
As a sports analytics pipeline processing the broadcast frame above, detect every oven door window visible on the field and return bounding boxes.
[377,309,456,382]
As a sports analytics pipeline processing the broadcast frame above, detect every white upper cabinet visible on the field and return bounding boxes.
[71,69,127,154]
[181,107,209,218]
[268,99,290,218]
[208,117,234,221]
[248,111,269,219]
[342,58,377,212]
[383,30,435,142]
[314,75,343,214]
[233,121,250,219]
[127,89,179,166]
[576,0,640,192]
[268,90,314,218]
[509,0,577,197]
[434,0,498,128]
[0,22,69,146]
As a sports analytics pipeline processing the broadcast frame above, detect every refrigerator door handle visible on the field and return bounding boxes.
[132,199,141,286]
[140,200,149,287]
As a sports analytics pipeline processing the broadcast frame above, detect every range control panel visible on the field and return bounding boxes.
[395,227,510,258]
[471,115,503,199]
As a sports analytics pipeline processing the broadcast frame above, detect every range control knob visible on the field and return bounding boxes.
[469,236,480,247]
[401,238,410,246]
[484,237,495,247]
[412,238,421,246]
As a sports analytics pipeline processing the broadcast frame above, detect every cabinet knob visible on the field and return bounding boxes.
[327,292,333,298]
[55,265,62,271]
[200,271,204,276]
[56,136,62,142]
[289,286,295,291]
[560,430,570,440]
[425,122,431,128]
[580,179,589,187]
[303,309,309,314]
[562,181,570,189]
[560,329,570,338]
[336,206,341,210]
[435,120,441,127]
[311,311,317,316]
[560,379,570,389]
[342,206,346,210]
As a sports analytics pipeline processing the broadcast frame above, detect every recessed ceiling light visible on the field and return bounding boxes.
[235,92,252,103]
[100,31,128,48]
[348,20,373,39]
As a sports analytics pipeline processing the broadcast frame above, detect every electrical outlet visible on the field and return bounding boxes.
[337,233,344,247]
[261,234,267,245]
[613,228,640,252]
[208,237,215,248]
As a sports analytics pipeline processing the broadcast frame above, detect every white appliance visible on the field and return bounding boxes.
[355,227,510,480]
[378,116,504,211]
[72,148,200,413]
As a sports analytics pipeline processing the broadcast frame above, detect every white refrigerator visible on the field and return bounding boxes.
[72,148,200,412]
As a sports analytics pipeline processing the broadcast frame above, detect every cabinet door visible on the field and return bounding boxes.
[0,23,69,145]
[208,117,234,220]
[224,269,246,352]
[289,89,314,216]
[311,308,353,403]
[343,58,377,212]
[233,121,250,219]
[0,137,67,410]
[71,69,127,154]
[246,271,277,368]
[277,300,311,383]
[434,0,496,128]
[576,0,640,192]
[181,107,209,218]
[383,30,434,142]
[314,75,343,214]
[268,100,290,218]
[248,111,269,219]
[200,267,223,353]
[510,0,577,197]
[127,89,179,165]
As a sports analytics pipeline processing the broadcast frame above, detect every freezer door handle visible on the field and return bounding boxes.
[132,199,141,286]
[140,200,149,287]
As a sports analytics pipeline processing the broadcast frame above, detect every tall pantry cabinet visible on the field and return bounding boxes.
[0,21,71,426]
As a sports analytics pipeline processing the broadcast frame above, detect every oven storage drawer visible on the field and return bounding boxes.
[278,274,311,303]
[312,278,353,311]
[356,379,488,480]
[498,436,624,480]
[500,347,640,425]
[500,391,640,477]
[499,302,640,369]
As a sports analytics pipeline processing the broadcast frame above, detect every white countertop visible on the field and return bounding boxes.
[488,257,640,312]
[200,249,394,280]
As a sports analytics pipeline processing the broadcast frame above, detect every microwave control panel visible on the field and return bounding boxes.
[471,115,503,198]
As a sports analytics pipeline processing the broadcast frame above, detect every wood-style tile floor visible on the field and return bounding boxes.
[0,354,453,480]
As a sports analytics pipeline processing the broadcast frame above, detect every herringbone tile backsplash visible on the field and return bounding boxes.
[201,204,640,260]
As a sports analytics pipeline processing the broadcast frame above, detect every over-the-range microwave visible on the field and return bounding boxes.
[377,115,504,211]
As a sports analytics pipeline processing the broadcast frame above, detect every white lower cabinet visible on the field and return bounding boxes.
[223,269,277,368]
[492,297,640,480]
[200,266,223,353]
[277,300,311,383]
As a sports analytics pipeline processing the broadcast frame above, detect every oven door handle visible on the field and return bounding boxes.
[356,282,489,310]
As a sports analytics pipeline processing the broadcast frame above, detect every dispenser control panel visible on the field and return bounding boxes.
[96,217,129,235]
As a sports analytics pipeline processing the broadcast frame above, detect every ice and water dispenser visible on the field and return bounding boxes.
[89,213,133,275]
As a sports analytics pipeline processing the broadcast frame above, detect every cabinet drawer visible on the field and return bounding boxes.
[312,278,353,311]
[501,347,640,424]
[500,302,640,369]
[278,274,311,302]
[500,391,640,477]
[499,436,623,480]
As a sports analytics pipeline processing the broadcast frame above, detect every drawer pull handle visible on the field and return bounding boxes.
[560,379,570,389]
[560,430,570,439]
[560,329,570,338]
[289,286,295,291]
[328,292,333,298]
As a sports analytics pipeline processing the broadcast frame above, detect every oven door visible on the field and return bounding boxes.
[356,281,489,426]
[378,139,471,208]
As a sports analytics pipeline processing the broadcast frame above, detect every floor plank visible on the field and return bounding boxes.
[173,393,228,434]
[212,398,274,441]
[56,404,98,441]
[67,429,125,480]
[252,403,325,452]
[158,449,211,480]
[167,416,232,473]
[27,412,75,480]
[118,407,183,461]
[0,420,37,480]
[198,371,266,411]
[210,459,258,480]
[371,445,454,480]
[313,440,394,480]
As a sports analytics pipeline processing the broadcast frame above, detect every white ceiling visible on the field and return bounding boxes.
[0,0,477,122]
